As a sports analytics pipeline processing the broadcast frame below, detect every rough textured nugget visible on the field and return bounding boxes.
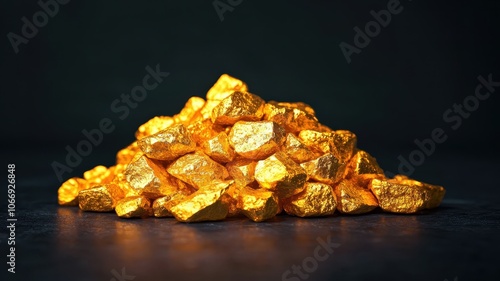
[369,177,445,213]
[152,192,188,217]
[78,183,124,212]
[202,132,235,163]
[226,159,257,188]
[135,116,175,140]
[283,182,337,217]
[298,130,356,163]
[58,177,87,206]
[169,180,232,222]
[206,74,248,101]
[167,151,230,189]
[283,133,318,163]
[238,187,279,222]
[254,151,307,199]
[345,150,384,178]
[300,154,346,185]
[173,96,205,125]
[124,154,183,199]
[115,196,152,218]
[263,101,320,133]
[57,73,445,222]
[330,130,357,163]
[334,179,378,214]
[229,121,286,160]
[138,124,196,161]
[211,91,265,125]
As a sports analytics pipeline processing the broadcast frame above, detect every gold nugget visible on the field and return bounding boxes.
[57,74,446,222]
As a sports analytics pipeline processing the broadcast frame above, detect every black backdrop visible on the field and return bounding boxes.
[1,0,499,185]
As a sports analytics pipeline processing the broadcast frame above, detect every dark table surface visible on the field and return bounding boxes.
[1,148,499,281]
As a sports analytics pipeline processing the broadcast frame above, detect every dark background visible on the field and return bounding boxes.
[1,1,499,281]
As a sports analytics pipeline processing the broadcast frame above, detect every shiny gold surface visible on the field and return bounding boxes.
[254,151,307,199]
[263,101,320,133]
[334,179,378,214]
[345,150,384,178]
[228,121,286,160]
[167,151,230,189]
[115,196,152,218]
[211,91,265,125]
[169,180,232,222]
[369,177,446,213]
[202,132,235,163]
[57,73,445,222]
[283,182,337,217]
[78,183,124,212]
[138,124,196,161]
[300,153,345,185]
[238,187,279,222]
[283,133,318,163]
[57,177,87,206]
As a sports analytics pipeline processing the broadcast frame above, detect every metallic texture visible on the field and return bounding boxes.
[334,179,378,214]
[138,124,196,161]
[300,154,345,185]
[228,121,286,160]
[254,151,307,199]
[211,91,265,125]
[115,196,152,218]
[283,182,337,217]
[369,177,445,213]
[78,183,124,212]
[238,187,279,222]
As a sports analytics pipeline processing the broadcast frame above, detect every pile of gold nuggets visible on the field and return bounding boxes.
[58,74,445,222]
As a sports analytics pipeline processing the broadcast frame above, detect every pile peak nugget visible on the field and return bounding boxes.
[58,74,445,222]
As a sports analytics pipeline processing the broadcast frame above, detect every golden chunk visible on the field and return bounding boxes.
[187,119,223,144]
[229,121,286,160]
[263,101,320,133]
[206,74,248,101]
[116,141,140,165]
[330,130,357,163]
[58,177,87,206]
[283,133,318,163]
[298,130,357,163]
[115,196,152,218]
[300,154,346,185]
[152,191,189,217]
[254,151,307,199]
[173,96,205,125]
[135,116,175,140]
[238,187,279,222]
[334,179,378,214]
[211,91,265,125]
[226,159,257,187]
[345,150,384,178]
[283,182,337,217]
[369,177,445,213]
[298,130,333,154]
[351,173,386,189]
[124,154,184,199]
[167,151,230,189]
[78,183,124,212]
[138,124,196,160]
[202,132,235,163]
[83,165,116,189]
[169,180,232,222]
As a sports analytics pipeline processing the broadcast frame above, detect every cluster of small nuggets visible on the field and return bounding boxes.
[58,74,446,222]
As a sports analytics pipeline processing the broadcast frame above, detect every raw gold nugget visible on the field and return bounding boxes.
[58,74,445,222]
